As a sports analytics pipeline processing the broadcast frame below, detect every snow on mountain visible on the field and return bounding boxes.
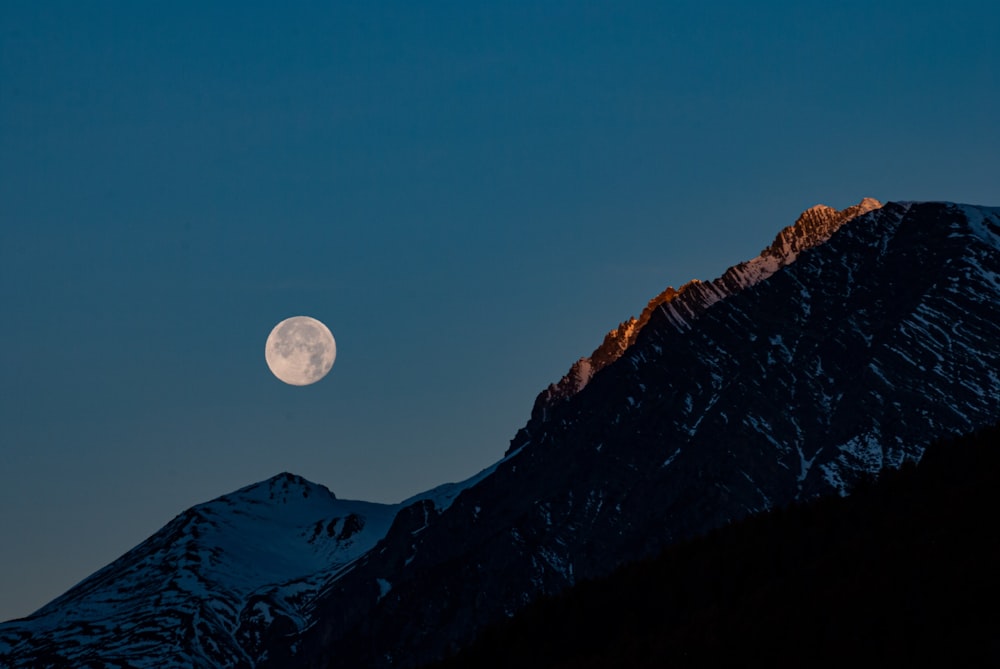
[0,453,524,667]
[0,473,398,667]
[401,444,526,514]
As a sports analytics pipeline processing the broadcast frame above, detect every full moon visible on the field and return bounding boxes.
[264,316,337,386]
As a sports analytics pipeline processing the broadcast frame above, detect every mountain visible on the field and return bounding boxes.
[0,474,401,667]
[0,463,509,668]
[3,199,999,668]
[282,200,1000,668]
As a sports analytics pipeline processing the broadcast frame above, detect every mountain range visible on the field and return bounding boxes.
[2,198,999,668]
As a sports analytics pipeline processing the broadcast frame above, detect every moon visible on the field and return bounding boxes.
[265,316,337,386]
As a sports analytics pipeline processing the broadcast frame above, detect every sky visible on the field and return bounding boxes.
[1,1,997,622]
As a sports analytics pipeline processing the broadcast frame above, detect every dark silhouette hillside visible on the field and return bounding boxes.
[429,423,1000,668]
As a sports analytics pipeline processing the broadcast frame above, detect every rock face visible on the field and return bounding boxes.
[3,200,999,669]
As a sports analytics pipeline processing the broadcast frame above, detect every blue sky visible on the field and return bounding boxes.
[1,1,997,621]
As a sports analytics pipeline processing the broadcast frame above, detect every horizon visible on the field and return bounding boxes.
[3,1,999,622]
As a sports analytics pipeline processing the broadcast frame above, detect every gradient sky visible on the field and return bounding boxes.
[1,1,997,621]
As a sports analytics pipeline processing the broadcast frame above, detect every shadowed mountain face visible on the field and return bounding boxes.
[3,201,999,669]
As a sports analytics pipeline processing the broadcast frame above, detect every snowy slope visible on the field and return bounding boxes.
[0,458,515,668]
[0,473,399,667]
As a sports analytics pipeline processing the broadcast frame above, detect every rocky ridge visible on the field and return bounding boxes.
[532,197,884,417]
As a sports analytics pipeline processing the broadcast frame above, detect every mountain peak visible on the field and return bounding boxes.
[527,198,883,420]
[797,197,881,221]
[762,197,883,263]
[220,471,338,506]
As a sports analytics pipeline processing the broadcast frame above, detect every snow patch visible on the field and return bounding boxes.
[376,578,392,601]
[795,445,820,483]
[661,448,682,468]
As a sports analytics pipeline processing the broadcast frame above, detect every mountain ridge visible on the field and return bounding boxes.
[528,197,883,425]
